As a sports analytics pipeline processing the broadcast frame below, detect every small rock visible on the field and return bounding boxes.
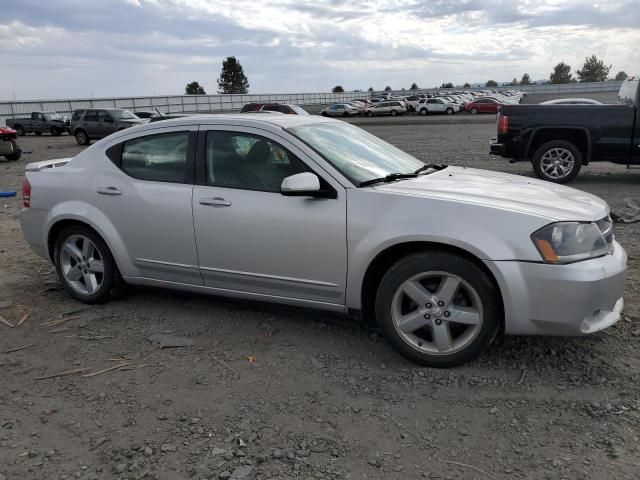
[143,447,153,457]
[190,417,201,425]
[223,450,234,461]
[230,466,256,480]
[157,413,169,421]
[114,464,126,473]
[45,449,55,458]
[160,443,176,452]
[211,447,226,456]
[272,448,284,459]
[219,472,231,480]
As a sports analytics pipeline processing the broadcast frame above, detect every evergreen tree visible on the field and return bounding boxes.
[217,56,249,94]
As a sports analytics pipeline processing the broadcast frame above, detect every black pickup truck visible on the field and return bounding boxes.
[6,111,69,137]
[490,77,639,183]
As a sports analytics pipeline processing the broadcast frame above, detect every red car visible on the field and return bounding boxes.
[465,98,502,114]
[0,127,21,161]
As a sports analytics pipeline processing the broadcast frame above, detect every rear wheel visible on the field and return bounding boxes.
[446,107,454,115]
[14,125,25,136]
[50,127,62,136]
[375,252,501,367]
[391,110,398,116]
[367,111,374,117]
[75,129,90,145]
[419,108,428,116]
[321,111,328,117]
[54,226,121,304]
[532,140,582,183]
[5,149,21,161]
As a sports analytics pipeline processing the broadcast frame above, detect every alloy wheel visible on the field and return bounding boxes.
[390,271,483,355]
[540,148,575,180]
[60,235,105,295]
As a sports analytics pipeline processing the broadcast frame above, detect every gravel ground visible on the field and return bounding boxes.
[1,120,639,480]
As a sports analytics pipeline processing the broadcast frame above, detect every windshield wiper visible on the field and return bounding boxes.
[359,172,418,187]
[414,164,447,174]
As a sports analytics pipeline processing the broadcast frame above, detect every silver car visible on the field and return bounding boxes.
[20,115,627,367]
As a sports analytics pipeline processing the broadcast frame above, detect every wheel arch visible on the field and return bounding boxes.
[46,215,131,277]
[525,127,591,164]
[358,241,505,327]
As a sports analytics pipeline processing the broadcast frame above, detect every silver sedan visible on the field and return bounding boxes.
[20,115,627,367]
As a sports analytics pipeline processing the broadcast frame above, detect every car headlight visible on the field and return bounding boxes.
[531,221,611,264]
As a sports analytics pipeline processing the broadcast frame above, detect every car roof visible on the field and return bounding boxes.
[118,113,338,134]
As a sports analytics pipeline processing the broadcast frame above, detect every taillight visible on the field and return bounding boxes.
[497,114,510,134]
[23,179,31,208]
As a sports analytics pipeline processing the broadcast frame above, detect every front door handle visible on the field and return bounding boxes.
[97,186,122,196]
[199,197,231,207]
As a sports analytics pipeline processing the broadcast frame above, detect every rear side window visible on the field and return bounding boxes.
[618,79,638,106]
[84,110,98,122]
[121,132,190,183]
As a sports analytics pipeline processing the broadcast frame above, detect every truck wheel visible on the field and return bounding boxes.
[75,130,90,146]
[532,140,582,183]
[375,251,500,367]
[50,127,62,136]
[4,149,21,161]
[14,125,25,136]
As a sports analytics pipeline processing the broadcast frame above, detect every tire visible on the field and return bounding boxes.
[532,140,582,183]
[446,107,454,115]
[367,111,374,117]
[54,225,122,304]
[14,125,26,136]
[343,112,349,117]
[35,131,42,136]
[391,110,398,116]
[5,149,21,161]
[470,108,478,115]
[50,127,62,136]
[375,251,501,367]
[419,108,428,116]
[75,129,90,145]
[321,111,328,117]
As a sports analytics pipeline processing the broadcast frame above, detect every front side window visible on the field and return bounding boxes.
[98,111,113,122]
[121,132,189,183]
[205,131,308,192]
[84,110,99,122]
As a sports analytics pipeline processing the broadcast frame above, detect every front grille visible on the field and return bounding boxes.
[596,216,614,244]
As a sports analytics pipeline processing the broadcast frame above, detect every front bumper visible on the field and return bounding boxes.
[487,241,627,336]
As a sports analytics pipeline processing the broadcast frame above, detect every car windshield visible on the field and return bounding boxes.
[288,122,425,186]
[43,112,63,120]
[111,110,138,120]
[289,105,309,115]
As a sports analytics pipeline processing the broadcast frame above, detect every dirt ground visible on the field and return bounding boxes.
[1,119,639,480]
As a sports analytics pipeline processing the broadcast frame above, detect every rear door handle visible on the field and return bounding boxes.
[97,186,122,196]
[199,197,231,207]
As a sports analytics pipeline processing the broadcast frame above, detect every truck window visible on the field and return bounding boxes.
[618,79,638,106]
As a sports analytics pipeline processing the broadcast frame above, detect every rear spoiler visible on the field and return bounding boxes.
[25,157,72,172]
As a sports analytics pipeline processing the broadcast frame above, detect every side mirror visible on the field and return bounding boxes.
[280,172,321,197]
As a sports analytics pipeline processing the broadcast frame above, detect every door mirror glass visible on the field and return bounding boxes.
[280,172,321,196]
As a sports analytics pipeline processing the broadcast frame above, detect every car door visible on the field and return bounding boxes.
[90,126,201,284]
[192,126,347,306]
[81,110,100,138]
[97,110,117,138]
[31,113,45,132]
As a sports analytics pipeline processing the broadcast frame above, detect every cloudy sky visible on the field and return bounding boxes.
[1,0,638,100]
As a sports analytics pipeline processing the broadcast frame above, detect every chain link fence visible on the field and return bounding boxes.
[0,81,623,126]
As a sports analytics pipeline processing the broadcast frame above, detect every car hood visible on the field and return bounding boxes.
[373,166,609,221]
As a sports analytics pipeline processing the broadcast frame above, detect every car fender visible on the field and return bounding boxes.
[44,202,137,277]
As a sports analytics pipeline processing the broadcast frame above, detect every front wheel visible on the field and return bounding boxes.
[469,107,478,115]
[446,107,454,115]
[75,130,90,145]
[375,252,501,367]
[54,226,122,304]
[419,108,428,116]
[532,140,582,183]
[321,111,328,117]
[14,125,26,136]
[50,127,62,136]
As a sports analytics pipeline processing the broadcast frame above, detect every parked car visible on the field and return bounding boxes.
[320,103,361,117]
[366,101,406,117]
[20,114,627,367]
[540,98,603,105]
[0,127,21,161]
[465,98,502,114]
[240,103,309,115]
[490,76,640,183]
[6,111,69,136]
[69,109,144,145]
[417,98,458,115]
